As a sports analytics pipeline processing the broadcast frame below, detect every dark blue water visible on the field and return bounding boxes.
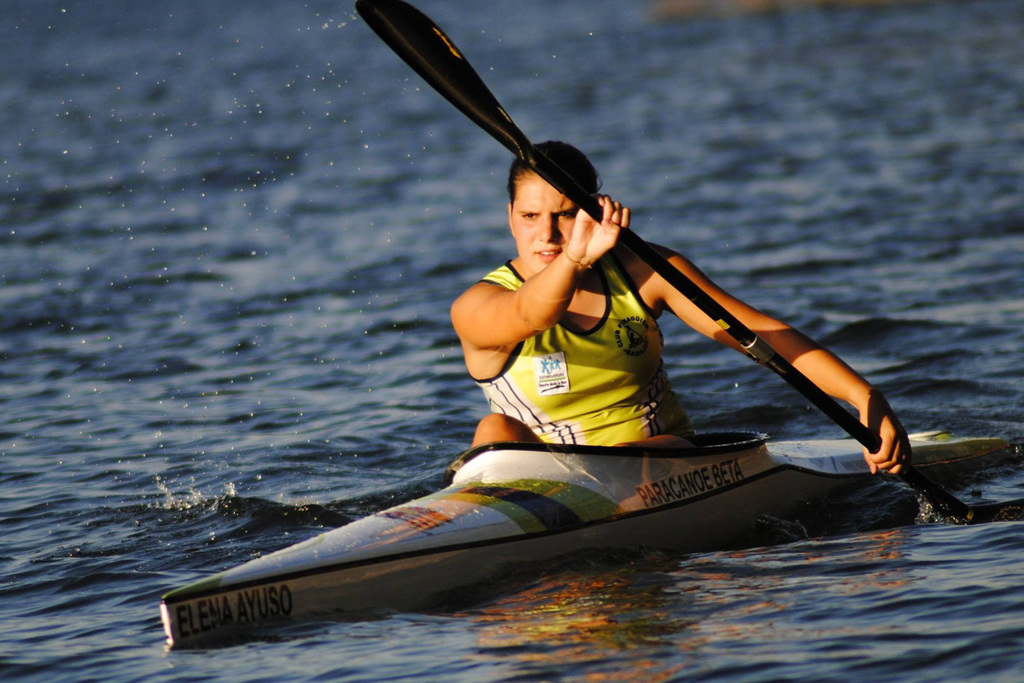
[2,0,1022,680]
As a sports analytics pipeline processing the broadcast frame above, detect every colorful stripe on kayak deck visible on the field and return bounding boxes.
[426,479,624,534]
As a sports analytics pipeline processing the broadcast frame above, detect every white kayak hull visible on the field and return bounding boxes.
[160,430,1007,648]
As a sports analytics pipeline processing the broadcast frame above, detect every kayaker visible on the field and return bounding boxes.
[451,141,910,474]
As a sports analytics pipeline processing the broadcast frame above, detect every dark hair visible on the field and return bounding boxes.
[506,141,600,203]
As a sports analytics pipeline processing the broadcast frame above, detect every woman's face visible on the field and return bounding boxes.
[508,172,579,278]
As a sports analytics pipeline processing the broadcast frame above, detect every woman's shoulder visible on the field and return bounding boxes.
[611,241,692,315]
[478,260,524,290]
[452,261,519,315]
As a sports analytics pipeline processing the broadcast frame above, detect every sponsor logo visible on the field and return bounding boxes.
[535,352,570,395]
[381,506,451,532]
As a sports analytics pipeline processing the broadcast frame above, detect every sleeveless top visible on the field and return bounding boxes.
[473,254,693,445]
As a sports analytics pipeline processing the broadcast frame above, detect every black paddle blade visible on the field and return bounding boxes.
[903,464,1024,524]
[964,500,1024,524]
[355,0,604,220]
[355,0,530,160]
[900,466,973,522]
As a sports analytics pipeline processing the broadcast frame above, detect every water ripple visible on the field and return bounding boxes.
[1,0,1023,681]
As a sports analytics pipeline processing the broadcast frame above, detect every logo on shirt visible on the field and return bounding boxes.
[615,316,649,357]
[535,352,570,395]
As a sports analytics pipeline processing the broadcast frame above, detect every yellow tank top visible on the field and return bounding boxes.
[474,254,693,445]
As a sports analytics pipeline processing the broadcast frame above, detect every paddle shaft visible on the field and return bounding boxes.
[355,0,1024,524]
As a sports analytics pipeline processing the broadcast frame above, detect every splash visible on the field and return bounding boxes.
[912,493,949,525]
[155,475,237,512]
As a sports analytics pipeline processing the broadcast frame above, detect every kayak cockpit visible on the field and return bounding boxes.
[444,432,768,485]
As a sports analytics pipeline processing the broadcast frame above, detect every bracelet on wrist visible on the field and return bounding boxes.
[563,251,591,270]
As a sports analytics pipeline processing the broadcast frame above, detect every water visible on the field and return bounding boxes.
[1,0,1022,680]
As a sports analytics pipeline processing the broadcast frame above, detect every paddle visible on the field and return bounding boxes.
[354,0,1021,524]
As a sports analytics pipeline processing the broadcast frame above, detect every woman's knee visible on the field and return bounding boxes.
[473,414,540,446]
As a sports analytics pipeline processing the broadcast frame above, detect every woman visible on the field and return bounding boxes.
[451,141,909,474]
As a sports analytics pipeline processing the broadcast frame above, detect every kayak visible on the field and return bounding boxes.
[160,430,1008,648]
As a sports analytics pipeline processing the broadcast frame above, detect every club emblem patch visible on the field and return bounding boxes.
[615,317,649,356]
